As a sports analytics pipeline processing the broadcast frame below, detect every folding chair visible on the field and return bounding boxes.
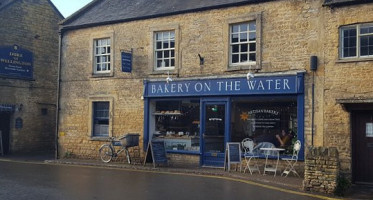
[281,140,301,177]
[241,138,260,175]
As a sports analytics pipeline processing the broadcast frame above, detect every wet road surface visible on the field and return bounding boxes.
[0,161,328,200]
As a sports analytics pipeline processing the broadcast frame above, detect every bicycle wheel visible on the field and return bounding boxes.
[99,144,113,163]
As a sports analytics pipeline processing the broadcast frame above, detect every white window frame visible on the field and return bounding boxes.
[340,23,373,59]
[154,31,175,71]
[225,12,262,71]
[94,38,111,74]
[229,21,257,66]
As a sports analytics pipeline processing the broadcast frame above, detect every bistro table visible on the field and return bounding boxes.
[260,147,285,176]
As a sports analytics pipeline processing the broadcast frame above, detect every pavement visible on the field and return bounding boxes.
[0,152,372,200]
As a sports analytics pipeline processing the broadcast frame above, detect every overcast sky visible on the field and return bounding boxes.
[50,0,93,18]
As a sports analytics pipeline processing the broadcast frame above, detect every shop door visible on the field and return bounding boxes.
[352,111,373,184]
[0,112,10,155]
[201,101,228,167]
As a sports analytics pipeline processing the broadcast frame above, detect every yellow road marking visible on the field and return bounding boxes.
[0,159,340,200]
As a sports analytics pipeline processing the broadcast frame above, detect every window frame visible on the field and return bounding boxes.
[154,31,176,70]
[90,31,114,78]
[225,12,262,71]
[149,24,180,74]
[88,96,114,140]
[93,38,111,74]
[340,23,373,60]
[229,21,257,66]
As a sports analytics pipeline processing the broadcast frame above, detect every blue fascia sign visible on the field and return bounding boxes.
[144,73,304,97]
[121,51,132,73]
[0,45,33,79]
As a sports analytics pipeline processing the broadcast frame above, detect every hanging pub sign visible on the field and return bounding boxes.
[121,51,132,73]
[0,45,33,79]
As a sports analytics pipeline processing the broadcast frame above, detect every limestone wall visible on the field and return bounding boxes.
[303,147,339,194]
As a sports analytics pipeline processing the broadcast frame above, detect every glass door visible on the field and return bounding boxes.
[201,101,228,167]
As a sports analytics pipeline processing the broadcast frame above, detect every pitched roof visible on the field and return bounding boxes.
[60,0,275,30]
[0,0,17,12]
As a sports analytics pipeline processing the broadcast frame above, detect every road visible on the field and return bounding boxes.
[0,161,329,200]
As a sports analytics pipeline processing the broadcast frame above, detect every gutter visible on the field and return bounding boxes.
[55,30,63,159]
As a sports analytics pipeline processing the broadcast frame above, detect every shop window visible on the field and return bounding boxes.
[93,38,111,74]
[149,100,200,152]
[154,31,175,70]
[92,101,110,137]
[340,23,373,59]
[230,97,297,155]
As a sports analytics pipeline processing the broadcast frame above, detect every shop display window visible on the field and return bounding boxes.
[149,99,200,152]
[231,97,297,155]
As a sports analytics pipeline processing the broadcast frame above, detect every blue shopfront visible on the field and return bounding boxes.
[143,72,305,167]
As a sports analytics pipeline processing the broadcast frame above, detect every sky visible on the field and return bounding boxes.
[50,0,93,18]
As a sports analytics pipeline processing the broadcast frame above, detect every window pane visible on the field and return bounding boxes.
[107,47,110,54]
[249,22,256,31]
[240,33,247,42]
[231,34,239,43]
[240,53,248,62]
[96,57,100,63]
[164,32,170,40]
[249,43,256,52]
[360,26,373,34]
[164,41,169,49]
[170,32,175,40]
[361,46,368,56]
[249,32,256,41]
[249,53,256,61]
[102,39,107,45]
[171,59,175,67]
[107,63,110,70]
[240,24,248,32]
[107,39,111,45]
[232,45,239,53]
[164,50,170,58]
[232,54,239,63]
[165,59,169,67]
[156,33,162,40]
[102,56,106,62]
[156,42,162,49]
[349,29,356,36]
[232,25,239,33]
[171,50,175,58]
[96,64,100,71]
[361,37,368,47]
[157,60,162,68]
[170,41,175,48]
[241,44,248,52]
[156,51,162,59]
[349,47,356,57]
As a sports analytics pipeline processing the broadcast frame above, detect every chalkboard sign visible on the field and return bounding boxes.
[143,141,168,168]
[224,142,242,172]
[121,51,132,73]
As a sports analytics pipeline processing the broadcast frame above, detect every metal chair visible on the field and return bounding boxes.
[241,138,261,174]
[281,140,301,177]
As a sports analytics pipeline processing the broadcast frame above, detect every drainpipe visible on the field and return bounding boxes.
[310,56,318,146]
[55,30,63,159]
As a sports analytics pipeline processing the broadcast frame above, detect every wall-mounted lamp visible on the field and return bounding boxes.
[198,54,204,65]
[166,71,173,84]
[246,72,255,81]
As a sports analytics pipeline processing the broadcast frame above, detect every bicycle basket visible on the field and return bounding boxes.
[119,133,140,147]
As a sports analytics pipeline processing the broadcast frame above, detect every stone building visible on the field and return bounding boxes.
[0,0,63,154]
[58,0,373,184]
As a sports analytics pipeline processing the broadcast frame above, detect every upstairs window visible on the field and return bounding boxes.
[230,21,256,65]
[154,31,175,70]
[94,38,111,73]
[340,23,373,59]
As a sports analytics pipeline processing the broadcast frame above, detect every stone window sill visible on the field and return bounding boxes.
[90,137,110,141]
[336,57,373,63]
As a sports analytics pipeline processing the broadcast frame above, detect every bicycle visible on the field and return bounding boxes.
[99,134,139,164]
